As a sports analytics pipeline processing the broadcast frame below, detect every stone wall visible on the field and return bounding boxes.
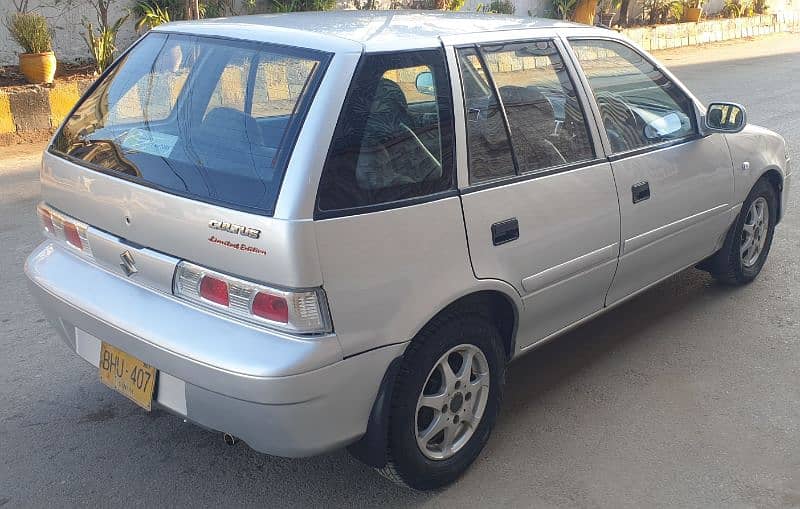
[0,78,94,145]
[619,12,800,51]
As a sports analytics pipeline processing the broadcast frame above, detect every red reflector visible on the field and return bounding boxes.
[199,275,229,306]
[38,207,55,234]
[63,222,83,249]
[252,292,289,323]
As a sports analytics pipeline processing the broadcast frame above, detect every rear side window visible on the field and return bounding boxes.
[316,50,455,215]
[457,41,596,185]
[51,33,329,216]
[456,47,516,183]
[480,40,595,174]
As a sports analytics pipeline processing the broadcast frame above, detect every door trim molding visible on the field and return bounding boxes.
[517,256,705,357]
[521,242,618,295]
[623,203,730,255]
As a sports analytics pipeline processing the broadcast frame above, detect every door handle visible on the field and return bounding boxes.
[632,181,650,203]
[491,218,519,246]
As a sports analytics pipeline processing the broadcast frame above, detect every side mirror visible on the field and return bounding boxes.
[705,102,747,133]
[415,71,435,96]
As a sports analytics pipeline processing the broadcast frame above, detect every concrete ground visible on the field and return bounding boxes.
[0,33,798,508]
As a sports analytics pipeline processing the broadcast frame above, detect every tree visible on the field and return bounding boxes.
[571,0,597,23]
[184,0,200,18]
[88,0,111,28]
[618,0,631,25]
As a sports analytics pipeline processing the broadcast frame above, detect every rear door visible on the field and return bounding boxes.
[565,37,734,305]
[312,49,477,357]
[450,37,621,349]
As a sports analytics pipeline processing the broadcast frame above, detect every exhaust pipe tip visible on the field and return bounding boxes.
[223,433,239,446]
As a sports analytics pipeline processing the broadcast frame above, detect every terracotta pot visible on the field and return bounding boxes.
[19,51,57,84]
[683,7,702,21]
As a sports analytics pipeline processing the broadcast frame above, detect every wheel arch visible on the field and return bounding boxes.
[424,288,520,362]
[347,284,521,468]
[759,168,784,223]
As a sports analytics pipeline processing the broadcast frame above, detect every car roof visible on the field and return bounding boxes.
[155,10,593,53]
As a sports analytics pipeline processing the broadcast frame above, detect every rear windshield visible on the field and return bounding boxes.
[50,33,330,215]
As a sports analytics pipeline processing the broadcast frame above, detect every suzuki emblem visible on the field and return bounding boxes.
[120,250,138,277]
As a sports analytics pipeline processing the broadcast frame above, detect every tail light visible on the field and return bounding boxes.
[199,275,230,306]
[37,203,93,257]
[252,292,289,323]
[63,222,83,250]
[37,206,55,234]
[174,261,331,335]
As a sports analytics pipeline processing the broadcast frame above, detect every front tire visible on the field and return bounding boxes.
[709,178,777,285]
[378,309,505,490]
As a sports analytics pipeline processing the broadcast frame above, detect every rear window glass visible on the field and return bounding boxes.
[50,33,330,216]
[316,49,455,215]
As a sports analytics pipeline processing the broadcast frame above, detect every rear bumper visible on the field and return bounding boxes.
[25,242,406,457]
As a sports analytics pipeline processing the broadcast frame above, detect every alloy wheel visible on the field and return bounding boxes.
[414,344,490,460]
[741,196,769,268]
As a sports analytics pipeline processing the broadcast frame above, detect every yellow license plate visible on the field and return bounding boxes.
[99,342,156,411]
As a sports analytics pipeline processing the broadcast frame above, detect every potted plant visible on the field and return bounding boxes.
[597,0,621,26]
[84,13,129,73]
[682,0,704,21]
[721,0,747,17]
[552,0,578,19]
[5,12,56,84]
[134,1,171,32]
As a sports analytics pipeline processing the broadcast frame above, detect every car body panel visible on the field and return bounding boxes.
[26,242,342,381]
[314,197,520,358]
[725,124,791,216]
[604,135,735,304]
[41,151,324,289]
[460,163,621,349]
[26,241,404,456]
[160,12,584,53]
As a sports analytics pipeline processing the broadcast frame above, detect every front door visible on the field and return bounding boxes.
[454,39,621,349]
[566,37,734,305]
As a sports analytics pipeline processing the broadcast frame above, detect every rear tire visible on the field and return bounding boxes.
[377,308,505,490]
[708,178,777,285]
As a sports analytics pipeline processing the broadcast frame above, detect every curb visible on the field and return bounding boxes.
[0,78,94,147]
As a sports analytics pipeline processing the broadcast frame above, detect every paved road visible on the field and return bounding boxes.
[1,34,799,509]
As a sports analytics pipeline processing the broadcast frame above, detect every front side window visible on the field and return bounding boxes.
[316,50,455,213]
[51,33,329,215]
[480,40,595,174]
[570,39,696,154]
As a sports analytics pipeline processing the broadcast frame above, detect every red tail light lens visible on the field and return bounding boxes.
[63,222,83,250]
[37,205,55,234]
[36,203,93,257]
[252,292,289,323]
[199,275,229,306]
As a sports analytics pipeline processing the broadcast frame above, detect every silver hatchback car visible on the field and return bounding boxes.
[26,11,791,489]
